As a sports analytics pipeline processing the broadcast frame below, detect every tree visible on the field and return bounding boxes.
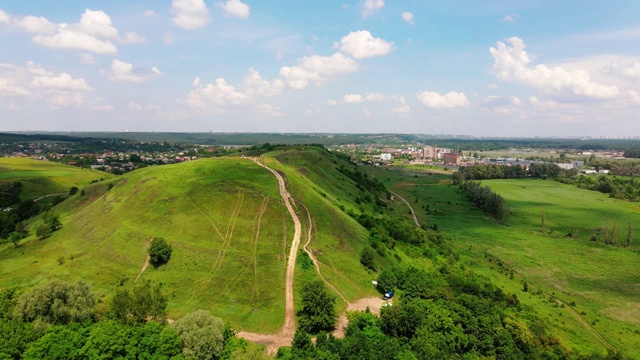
[13,280,95,326]
[69,186,79,196]
[298,280,337,333]
[149,237,172,266]
[109,281,167,324]
[292,329,315,359]
[173,310,226,360]
[35,223,52,240]
[360,247,376,271]
[43,212,61,231]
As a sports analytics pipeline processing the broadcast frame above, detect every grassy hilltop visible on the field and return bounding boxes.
[0,157,112,200]
[0,148,379,333]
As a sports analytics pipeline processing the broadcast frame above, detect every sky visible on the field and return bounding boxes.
[1,0,640,137]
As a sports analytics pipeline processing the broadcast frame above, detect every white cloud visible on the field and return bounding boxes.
[129,102,161,111]
[124,32,145,44]
[343,93,364,103]
[242,68,284,96]
[31,72,93,92]
[186,78,250,109]
[0,62,106,109]
[79,53,97,64]
[490,37,620,100]
[486,83,499,89]
[2,8,145,54]
[390,97,410,114]
[13,15,56,33]
[280,53,358,89]
[401,12,414,25]
[365,92,385,101]
[143,10,155,17]
[76,9,119,39]
[363,107,372,118]
[217,0,250,19]
[0,78,32,97]
[503,14,519,23]
[483,95,521,107]
[172,0,210,29]
[33,26,118,54]
[620,63,640,79]
[326,99,338,106]
[361,0,384,18]
[254,103,283,117]
[107,59,163,83]
[338,30,394,59]
[417,91,469,108]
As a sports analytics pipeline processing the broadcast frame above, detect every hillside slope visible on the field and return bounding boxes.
[0,150,379,333]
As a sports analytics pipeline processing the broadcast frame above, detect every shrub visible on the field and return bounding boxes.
[360,247,376,271]
[149,237,172,266]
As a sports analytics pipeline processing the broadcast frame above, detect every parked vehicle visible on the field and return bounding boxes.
[382,290,394,300]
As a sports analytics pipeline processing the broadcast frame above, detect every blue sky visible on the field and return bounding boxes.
[1,0,640,136]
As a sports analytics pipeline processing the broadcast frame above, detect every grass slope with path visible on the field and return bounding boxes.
[371,165,640,357]
[0,157,112,200]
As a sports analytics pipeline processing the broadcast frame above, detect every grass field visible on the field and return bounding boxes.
[369,165,640,357]
[0,158,112,200]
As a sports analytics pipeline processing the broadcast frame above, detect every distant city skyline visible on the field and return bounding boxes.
[1,1,640,136]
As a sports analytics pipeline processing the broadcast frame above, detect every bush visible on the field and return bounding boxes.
[35,223,52,240]
[149,237,172,266]
[360,247,376,271]
[13,280,95,326]
[298,281,337,333]
[173,310,226,360]
[69,187,79,195]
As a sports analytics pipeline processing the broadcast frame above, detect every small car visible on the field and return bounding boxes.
[382,290,394,300]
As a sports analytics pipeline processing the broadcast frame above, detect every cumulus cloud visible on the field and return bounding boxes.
[33,27,117,54]
[217,0,250,19]
[0,62,110,109]
[483,95,521,107]
[31,72,93,91]
[338,30,394,59]
[186,77,249,109]
[107,59,163,83]
[143,10,155,17]
[279,53,358,89]
[490,37,620,100]
[242,68,284,96]
[361,0,384,18]
[79,53,97,64]
[343,93,364,103]
[417,91,469,108]
[254,103,283,117]
[326,99,338,106]
[605,62,640,80]
[172,0,210,29]
[363,107,372,118]
[365,92,385,101]
[1,8,144,54]
[401,12,414,25]
[390,97,410,114]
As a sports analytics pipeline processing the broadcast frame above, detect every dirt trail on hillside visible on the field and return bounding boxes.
[390,191,420,227]
[555,299,615,351]
[238,158,302,354]
[134,239,152,282]
[33,192,67,202]
[238,158,385,354]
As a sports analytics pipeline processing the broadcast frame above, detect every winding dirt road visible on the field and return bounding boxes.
[390,190,421,227]
[238,158,302,353]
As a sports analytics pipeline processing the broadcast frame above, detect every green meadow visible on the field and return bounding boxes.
[372,165,640,357]
[0,157,112,199]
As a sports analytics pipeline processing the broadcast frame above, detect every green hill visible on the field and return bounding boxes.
[0,149,378,333]
[0,157,112,200]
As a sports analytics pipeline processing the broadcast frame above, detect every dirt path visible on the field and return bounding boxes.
[555,299,615,351]
[33,192,67,202]
[238,158,302,354]
[390,190,420,227]
[333,297,386,338]
[134,239,152,282]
